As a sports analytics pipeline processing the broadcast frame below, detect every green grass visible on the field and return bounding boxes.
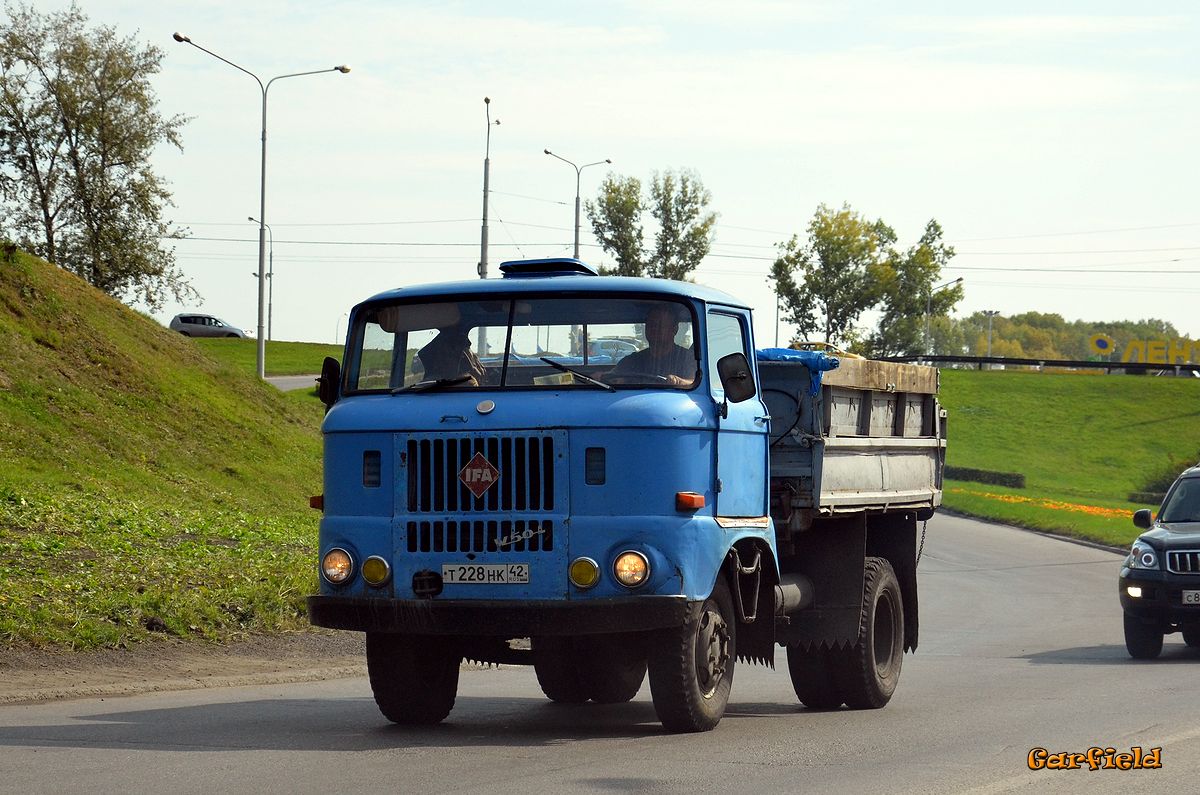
[939,368,1200,547]
[0,252,325,648]
[194,338,343,376]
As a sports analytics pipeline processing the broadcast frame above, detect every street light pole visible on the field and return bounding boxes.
[248,217,274,340]
[983,310,1000,359]
[543,149,611,259]
[173,32,349,379]
[925,277,964,356]
[479,97,500,280]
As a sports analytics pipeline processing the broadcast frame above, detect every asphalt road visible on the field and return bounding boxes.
[2,514,1197,793]
[265,374,319,392]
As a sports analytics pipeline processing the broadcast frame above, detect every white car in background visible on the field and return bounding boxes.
[169,314,248,338]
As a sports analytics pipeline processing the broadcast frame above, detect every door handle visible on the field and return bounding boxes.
[754,414,770,424]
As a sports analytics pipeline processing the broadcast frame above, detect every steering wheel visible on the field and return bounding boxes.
[605,372,671,385]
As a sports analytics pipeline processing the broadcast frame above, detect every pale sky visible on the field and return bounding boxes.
[45,1,1200,346]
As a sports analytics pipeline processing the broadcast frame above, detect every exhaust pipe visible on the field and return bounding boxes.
[774,573,814,615]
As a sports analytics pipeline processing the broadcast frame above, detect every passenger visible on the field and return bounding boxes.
[417,327,485,386]
[611,304,697,387]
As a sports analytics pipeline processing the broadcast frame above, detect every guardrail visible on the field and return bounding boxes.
[882,354,1200,377]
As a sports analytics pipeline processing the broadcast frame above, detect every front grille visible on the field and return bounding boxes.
[406,519,554,553]
[405,435,555,513]
[1167,550,1200,574]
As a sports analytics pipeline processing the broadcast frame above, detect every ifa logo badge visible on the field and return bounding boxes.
[459,452,500,498]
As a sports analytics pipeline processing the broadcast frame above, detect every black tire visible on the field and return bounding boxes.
[225,333,238,338]
[366,633,461,724]
[786,644,844,709]
[647,577,736,732]
[582,634,647,704]
[178,331,190,337]
[831,556,904,710]
[532,637,588,703]
[1183,626,1200,648]
[533,635,648,704]
[1124,614,1164,659]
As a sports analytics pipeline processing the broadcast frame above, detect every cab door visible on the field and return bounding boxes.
[706,309,768,517]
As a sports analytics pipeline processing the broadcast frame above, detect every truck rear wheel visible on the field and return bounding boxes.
[832,556,904,709]
[366,633,461,724]
[786,644,844,709]
[1123,614,1163,659]
[647,577,736,733]
[533,635,647,704]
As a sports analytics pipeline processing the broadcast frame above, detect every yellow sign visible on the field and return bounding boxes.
[1088,333,1115,356]
[1121,339,1200,365]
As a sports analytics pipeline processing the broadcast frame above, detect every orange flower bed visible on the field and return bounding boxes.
[947,487,1129,519]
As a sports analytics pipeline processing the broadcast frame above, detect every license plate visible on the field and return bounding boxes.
[1183,590,1200,605]
[442,563,529,584]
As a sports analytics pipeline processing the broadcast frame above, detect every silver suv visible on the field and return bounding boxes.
[169,314,247,338]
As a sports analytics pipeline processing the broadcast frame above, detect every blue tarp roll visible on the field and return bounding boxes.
[755,348,840,395]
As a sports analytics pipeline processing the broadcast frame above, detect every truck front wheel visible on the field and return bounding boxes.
[533,635,647,704]
[366,633,461,724]
[832,556,904,709]
[647,577,736,732]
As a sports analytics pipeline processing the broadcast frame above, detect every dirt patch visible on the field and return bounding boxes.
[0,629,368,704]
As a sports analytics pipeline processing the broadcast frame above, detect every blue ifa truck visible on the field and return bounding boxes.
[307,258,945,733]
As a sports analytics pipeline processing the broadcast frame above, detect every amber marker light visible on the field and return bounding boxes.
[362,556,391,587]
[321,548,353,584]
[613,551,650,588]
[569,557,600,589]
[676,492,705,511]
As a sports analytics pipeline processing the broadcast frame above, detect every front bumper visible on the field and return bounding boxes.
[1119,567,1200,625]
[307,594,690,636]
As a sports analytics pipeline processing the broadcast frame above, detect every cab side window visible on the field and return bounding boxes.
[706,311,748,391]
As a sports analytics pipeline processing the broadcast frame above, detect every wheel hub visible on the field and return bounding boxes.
[695,607,730,697]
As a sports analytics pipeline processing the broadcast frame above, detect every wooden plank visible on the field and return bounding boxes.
[821,357,939,394]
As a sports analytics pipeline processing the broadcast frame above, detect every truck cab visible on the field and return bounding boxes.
[308,258,943,732]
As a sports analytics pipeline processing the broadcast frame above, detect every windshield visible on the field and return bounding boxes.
[1161,477,1200,523]
[346,295,699,392]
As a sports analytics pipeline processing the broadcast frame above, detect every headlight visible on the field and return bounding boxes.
[321,548,354,584]
[1128,541,1158,570]
[613,550,650,588]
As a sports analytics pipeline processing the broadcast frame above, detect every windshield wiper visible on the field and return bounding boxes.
[392,375,472,394]
[540,357,615,392]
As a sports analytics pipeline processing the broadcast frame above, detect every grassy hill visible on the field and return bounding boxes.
[193,338,342,377]
[940,368,1200,546]
[0,251,324,649]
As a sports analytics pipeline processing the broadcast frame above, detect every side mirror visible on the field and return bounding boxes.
[318,356,341,411]
[716,352,757,404]
[1132,508,1153,529]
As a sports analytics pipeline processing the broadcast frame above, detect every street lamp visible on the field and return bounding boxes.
[983,310,1000,359]
[479,97,500,280]
[248,216,273,340]
[173,32,349,379]
[925,277,964,356]
[543,149,611,259]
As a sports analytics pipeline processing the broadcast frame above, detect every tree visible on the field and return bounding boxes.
[586,174,643,276]
[584,168,716,280]
[864,219,959,356]
[0,2,193,309]
[769,203,891,346]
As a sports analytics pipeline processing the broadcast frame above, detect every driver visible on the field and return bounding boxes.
[611,304,696,387]
[417,326,485,386]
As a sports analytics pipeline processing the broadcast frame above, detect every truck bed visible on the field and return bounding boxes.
[759,356,945,530]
